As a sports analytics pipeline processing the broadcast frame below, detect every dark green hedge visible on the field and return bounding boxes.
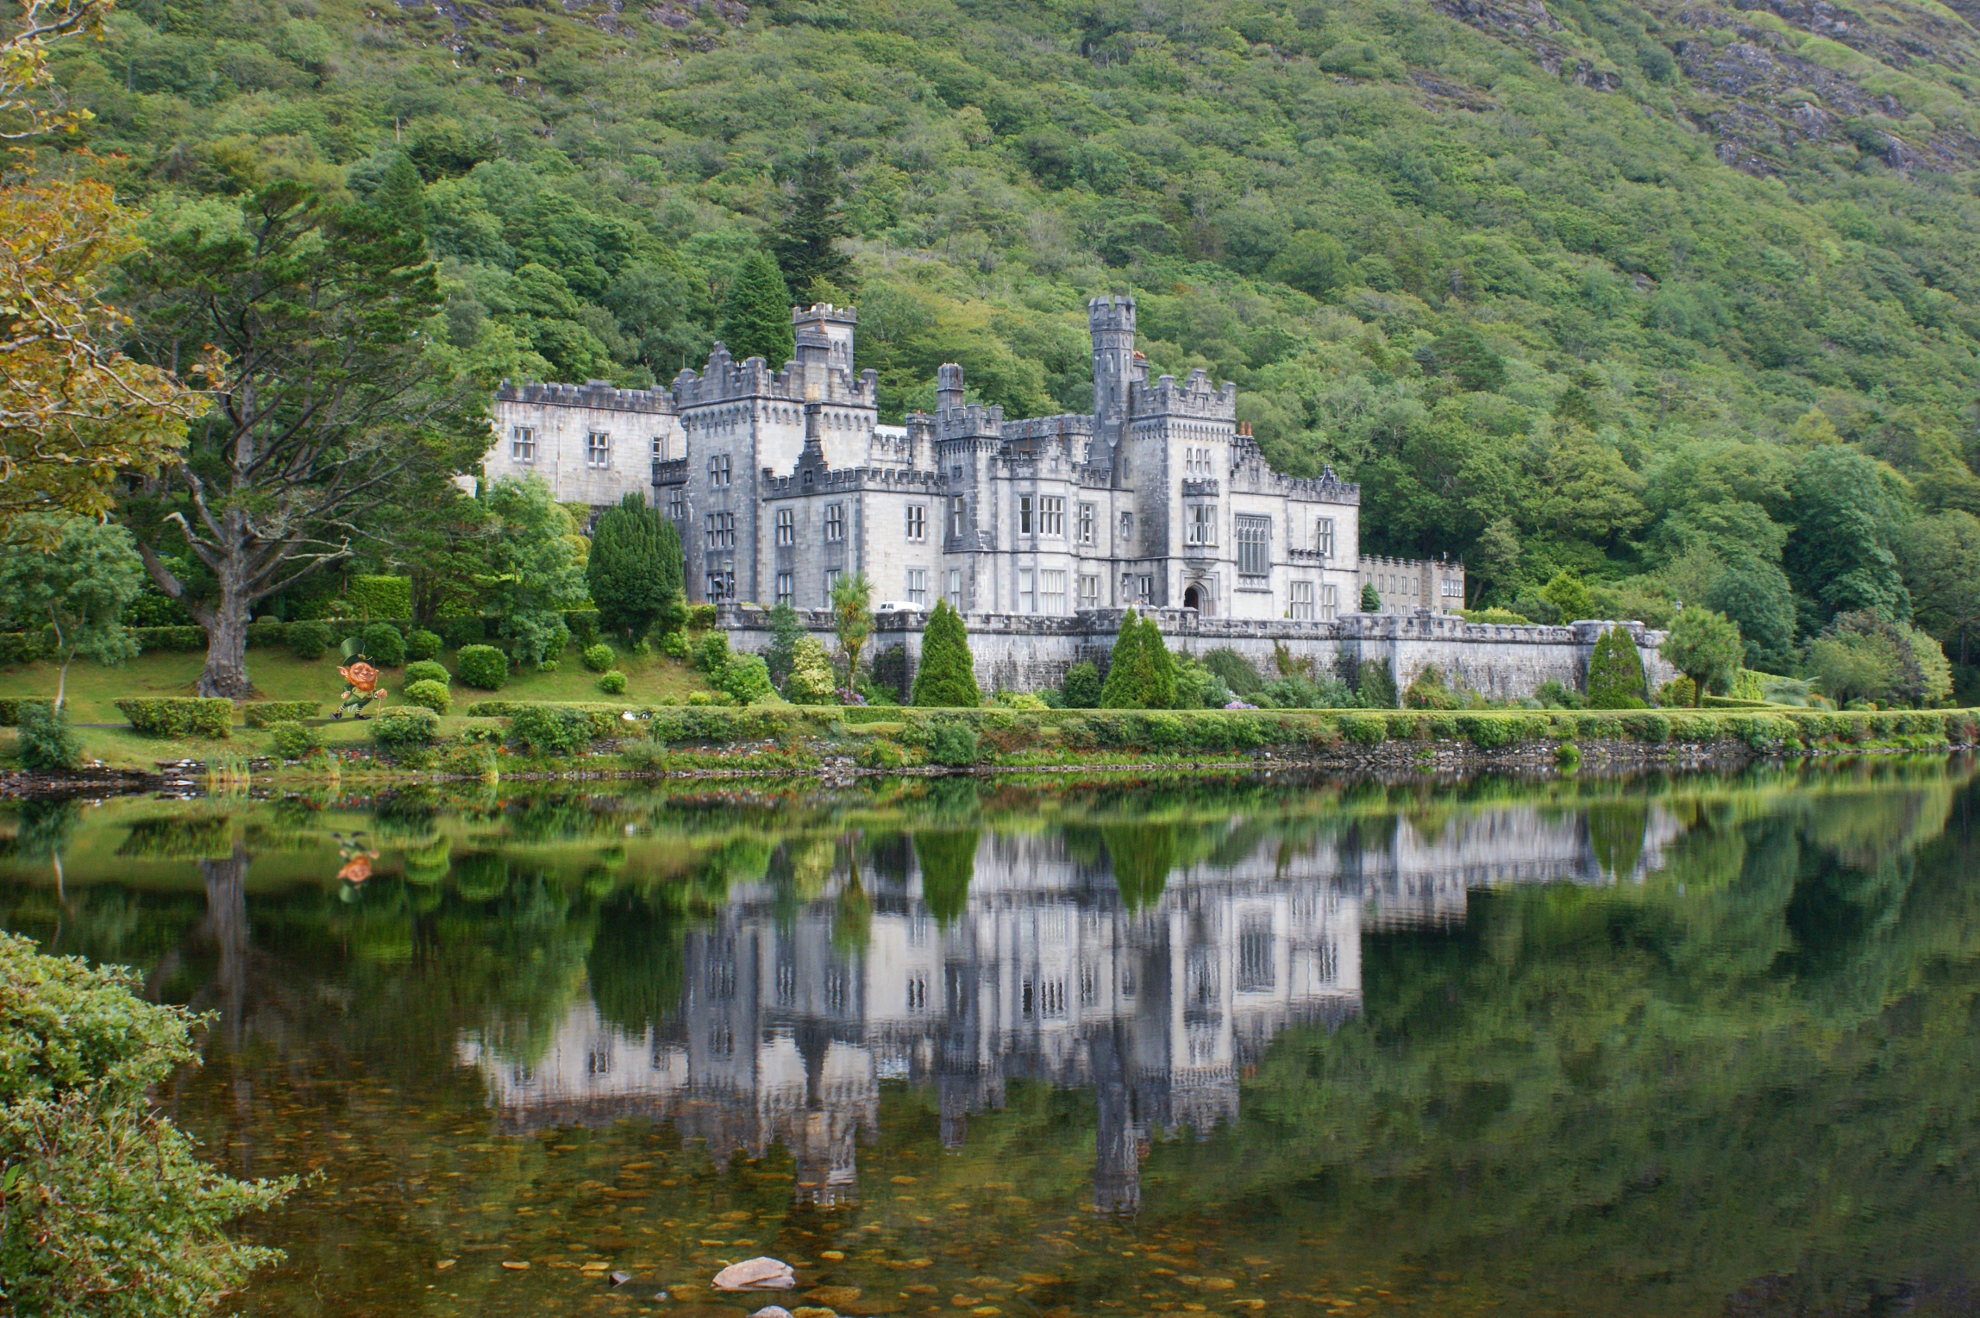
[0,697,52,727]
[243,701,320,728]
[114,697,233,739]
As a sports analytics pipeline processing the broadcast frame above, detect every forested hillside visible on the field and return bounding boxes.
[36,0,1980,690]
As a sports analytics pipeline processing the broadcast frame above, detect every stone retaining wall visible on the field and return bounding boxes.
[717,605,1676,701]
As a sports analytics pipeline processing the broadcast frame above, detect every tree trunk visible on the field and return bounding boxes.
[196,566,255,698]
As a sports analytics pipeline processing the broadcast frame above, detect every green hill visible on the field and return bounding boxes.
[38,0,1980,685]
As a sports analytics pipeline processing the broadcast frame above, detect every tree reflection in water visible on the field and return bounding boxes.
[0,764,1975,1317]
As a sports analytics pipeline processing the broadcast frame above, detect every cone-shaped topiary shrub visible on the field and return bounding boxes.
[912,600,981,707]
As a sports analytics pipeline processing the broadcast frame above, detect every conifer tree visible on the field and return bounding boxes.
[1360,582,1381,612]
[716,250,795,367]
[656,515,684,633]
[912,599,980,707]
[1100,609,1146,708]
[1140,614,1177,709]
[587,492,668,643]
[771,153,855,296]
[1585,624,1648,708]
[371,152,428,245]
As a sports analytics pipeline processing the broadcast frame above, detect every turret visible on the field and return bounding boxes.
[793,303,857,373]
[936,362,965,412]
[1089,294,1137,447]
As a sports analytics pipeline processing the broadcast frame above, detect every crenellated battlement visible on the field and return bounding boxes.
[497,379,674,415]
[760,465,947,497]
[1132,368,1238,420]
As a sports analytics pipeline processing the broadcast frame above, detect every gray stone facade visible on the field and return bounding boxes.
[484,294,1464,618]
[720,604,1676,700]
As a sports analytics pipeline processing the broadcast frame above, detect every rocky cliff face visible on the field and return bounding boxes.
[1436,0,1980,174]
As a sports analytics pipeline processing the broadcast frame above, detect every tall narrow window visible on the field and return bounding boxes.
[907,568,928,605]
[511,426,535,463]
[1018,567,1036,613]
[1078,574,1099,608]
[1322,583,1339,621]
[1019,495,1034,535]
[651,435,665,461]
[708,453,731,487]
[947,569,963,609]
[776,572,793,606]
[1315,517,1335,558]
[775,508,794,546]
[1236,516,1271,577]
[825,568,844,596]
[906,505,926,541]
[824,503,844,542]
[1290,580,1315,621]
[667,488,686,520]
[1078,502,1096,544]
[949,497,967,539]
[1040,496,1064,536]
[586,431,610,468]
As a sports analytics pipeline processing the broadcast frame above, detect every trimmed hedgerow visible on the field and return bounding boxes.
[509,705,595,755]
[1338,713,1387,746]
[455,645,509,691]
[114,697,233,739]
[268,721,323,760]
[243,701,319,729]
[0,697,52,727]
[287,620,332,661]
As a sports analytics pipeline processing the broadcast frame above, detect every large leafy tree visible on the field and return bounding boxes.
[0,514,143,709]
[1659,607,1744,705]
[586,491,668,644]
[715,249,795,368]
[0,0,196,525]
[1784,448,1913,628]
[119,182,485,696]
[1898,510,1980,667]
[480,475,587,665]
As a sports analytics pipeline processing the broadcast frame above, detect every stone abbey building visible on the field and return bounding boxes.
[486,295,1465,622]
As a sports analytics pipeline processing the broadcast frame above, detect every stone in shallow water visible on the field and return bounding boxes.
[749,1308,795,1318]
[713,1257,797,1290]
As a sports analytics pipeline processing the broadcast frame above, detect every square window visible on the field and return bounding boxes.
[667,488,686,520]
[1041,569,1067,613]
[1078,574,1099,608]
[1040,497,1064,536]
[511,426,535,463]
[825,568,844,597]
[1187,503,1216,547]
[906,504,925,541]
[586,431,610,468]
[708,453,731,487]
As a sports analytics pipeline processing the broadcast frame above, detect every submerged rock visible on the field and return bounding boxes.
[748,1308,795,1318]
[712,1257,797,1290]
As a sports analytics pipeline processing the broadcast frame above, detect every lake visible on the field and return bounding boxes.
[4,762,1979,1318]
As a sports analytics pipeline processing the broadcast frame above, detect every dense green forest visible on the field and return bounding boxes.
[31,0,1980,692]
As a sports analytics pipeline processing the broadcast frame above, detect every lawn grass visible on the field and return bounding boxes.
[0,637,716,770]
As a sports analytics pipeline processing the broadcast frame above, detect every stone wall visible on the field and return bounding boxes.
[718,605,1676,701]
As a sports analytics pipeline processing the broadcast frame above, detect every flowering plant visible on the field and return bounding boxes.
[836,688,868,706]
[1224,699,1258,710]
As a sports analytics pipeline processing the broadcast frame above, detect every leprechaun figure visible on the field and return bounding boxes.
[333,641,386,719]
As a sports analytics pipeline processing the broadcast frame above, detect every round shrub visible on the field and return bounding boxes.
[695,630,731,677]
[1339,713,1387,746]
[371,707,439,750]
[16,702,79,772]
[401,679,452,716]
[362,621,406,667]
[405,628,443,662]
[721,653,773,705]
[1460,714,1517,750]
[597,670,628,695]
[269,720,323,760]
[288,620,332,661]
[582,643,615,673]
[456,644,509,691]
[1060,660,1102,709]
[917,718,982,767]
[404,659,450,686]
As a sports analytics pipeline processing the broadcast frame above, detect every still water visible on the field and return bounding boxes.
[4,764,1979,1318]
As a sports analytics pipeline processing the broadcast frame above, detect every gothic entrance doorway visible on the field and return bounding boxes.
[1183,585,1203,612]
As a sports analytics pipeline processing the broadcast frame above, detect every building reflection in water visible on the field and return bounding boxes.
[459,805,1681,1211]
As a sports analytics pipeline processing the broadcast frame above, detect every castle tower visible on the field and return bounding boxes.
[794,303,857,374]
[1089,295,1136,451]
